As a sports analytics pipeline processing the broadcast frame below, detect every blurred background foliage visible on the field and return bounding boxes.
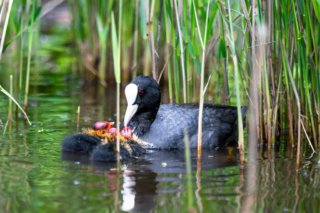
[0,0,319,151]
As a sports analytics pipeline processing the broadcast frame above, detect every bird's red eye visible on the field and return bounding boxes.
[138,90,145,97]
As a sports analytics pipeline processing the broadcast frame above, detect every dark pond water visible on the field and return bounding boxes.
[1,71,320,213]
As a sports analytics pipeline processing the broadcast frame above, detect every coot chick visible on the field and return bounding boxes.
[62,121,114,154]
[62,122,146,162]
[124,76,247,149]
[62,133,100,154]
[91,140,146,162]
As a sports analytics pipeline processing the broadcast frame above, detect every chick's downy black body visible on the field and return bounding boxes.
[62,133,145,162]
[62,133,100,153]
[124,76,247,149]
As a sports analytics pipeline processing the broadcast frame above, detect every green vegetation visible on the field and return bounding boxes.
[0,0,319,166]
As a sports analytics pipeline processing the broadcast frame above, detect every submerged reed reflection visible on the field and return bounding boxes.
[238,146,320,212]
[85,149,239,212]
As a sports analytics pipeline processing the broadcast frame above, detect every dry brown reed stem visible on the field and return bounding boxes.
[251,0,256,72]
[157,54,170,83]
[287,97,295,146]
[293,172,300,211]
[240,0,253,37]
[240,165,257,213]
[173,0,187,103]
[243,24,266,213]
[249,23,266,163]
[196,160,203,212]
[301,119,315,154]
[248,0,258,157]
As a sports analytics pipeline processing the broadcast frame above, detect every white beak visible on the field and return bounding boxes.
[124,83,139,126]
[124,104,138,126]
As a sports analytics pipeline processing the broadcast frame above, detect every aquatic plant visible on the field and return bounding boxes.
[0,84,32,127]
[111,0,123,162]
[0,0,318,167]
[0,0,37,129]
[68,0,318,166]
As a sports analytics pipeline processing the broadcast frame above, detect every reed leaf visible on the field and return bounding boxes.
[0,85,31,125]
[111,12,120,84]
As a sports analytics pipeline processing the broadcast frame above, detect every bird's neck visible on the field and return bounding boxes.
[129,107,159,136]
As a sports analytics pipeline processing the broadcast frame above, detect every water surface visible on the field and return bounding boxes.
[0,71,319,213]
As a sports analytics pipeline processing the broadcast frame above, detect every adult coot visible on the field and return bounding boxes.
[124,76,247,149]
[62,76,247,162]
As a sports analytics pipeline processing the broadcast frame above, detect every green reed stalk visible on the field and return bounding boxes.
[163,2,173,102]
[118,0,122,165]
[65,0,320,154]
[226,0,245,164]
[0,0,13,60]
[111,0,122,155]
[173,0,187,103]
[147,0,157,80]
[173,54,180,103]
[194,0,210,160]
[19,20,24,98]
[182,1,190,101]
[7,75,13,131]
[183,130,194,211]
[167,0,179,103]
[280,42,301,169]
[266,0,275,143]
[132,0,139,77]
[0,85,31,125]
[263,65,272,146]
[24,0,36,112]
[271,73,282,144]
[96,15,109,86]
[302,0,318,150]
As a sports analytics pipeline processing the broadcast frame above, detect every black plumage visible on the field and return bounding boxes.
[62,133,100,154]
[125,76,247,149]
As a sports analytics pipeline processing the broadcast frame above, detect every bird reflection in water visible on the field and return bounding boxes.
[62,148,238,212]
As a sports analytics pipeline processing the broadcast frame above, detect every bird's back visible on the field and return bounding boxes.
[139,104,245,149]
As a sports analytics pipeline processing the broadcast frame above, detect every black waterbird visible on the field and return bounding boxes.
[123,76,247,149]
[62,76,247,162]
